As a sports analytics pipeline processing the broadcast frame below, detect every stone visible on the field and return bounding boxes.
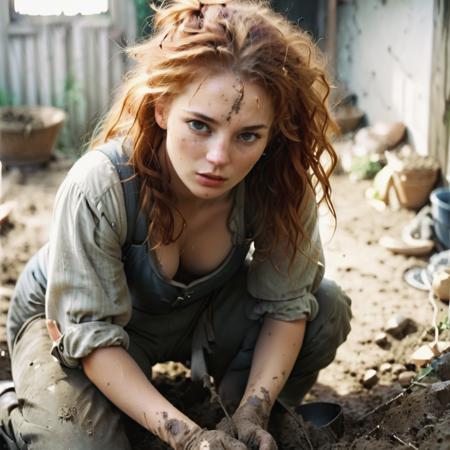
[432,268,450,302]
[416,424,434,440]
[410,343,448,367]
[432,352,450,381]
[391,363,406,375]
[362,369,378,389]
[374,332,388,347]
[430,380,450,406]
[385,315,411,339]
[379,363,392,374]
[398,371,416,387]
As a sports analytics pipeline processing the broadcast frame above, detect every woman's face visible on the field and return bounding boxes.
[156,70,274,202]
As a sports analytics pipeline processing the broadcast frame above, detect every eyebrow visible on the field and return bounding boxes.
[183,110,269,130]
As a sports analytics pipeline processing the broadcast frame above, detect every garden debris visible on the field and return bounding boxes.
[334,105,364,134]
[367,145,439,210]
[370,122,406,149]
[385,315,416,339]
[374,332,388,347]
[0,201,14,225]
[391,363,406,375]
[410,342,450,367]
[362,369,378,388]
[430,380,450,406]
[432,353,450,381]
[432,268,450,302]
[386,147,439,210]
[398,371,416,387]
[379,235,433,257]
[379,362,392,374]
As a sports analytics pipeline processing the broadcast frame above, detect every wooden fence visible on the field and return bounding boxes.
[0,0,137,148]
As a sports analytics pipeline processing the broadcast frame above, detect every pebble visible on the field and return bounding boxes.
[431,380,450,406]
[385,315,410,338]
[391,363,406,375]
[374,332,388,347]
[416,424,434,440]
[398,371,416,387]
[379,362,392,374]
[362,369,378,388]
[432,352,450,381]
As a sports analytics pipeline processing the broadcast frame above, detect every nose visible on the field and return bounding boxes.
[206,136,231,166]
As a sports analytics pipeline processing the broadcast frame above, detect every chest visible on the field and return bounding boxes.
[153,201,233,282]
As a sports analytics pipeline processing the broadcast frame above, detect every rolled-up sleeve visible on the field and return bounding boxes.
[45,150,131,368]
[247,187,324,322]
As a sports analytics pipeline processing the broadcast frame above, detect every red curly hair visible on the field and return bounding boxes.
[91,0,337,264]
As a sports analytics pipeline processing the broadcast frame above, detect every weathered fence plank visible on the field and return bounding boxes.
[1,3,136,145]
[429,0,450,182]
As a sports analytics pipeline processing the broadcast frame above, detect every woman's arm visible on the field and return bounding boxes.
[82,346,198,448]
[241,317,306,411]
[47,321,246,450]
[219,317,306,449]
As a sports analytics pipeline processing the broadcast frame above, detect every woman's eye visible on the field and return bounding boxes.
[239,132,260,143]
[187,120,209,133]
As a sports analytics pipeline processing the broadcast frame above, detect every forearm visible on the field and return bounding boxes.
[241,317,306,412]
[82,346,198,448]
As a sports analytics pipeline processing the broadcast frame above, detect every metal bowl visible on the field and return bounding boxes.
[295,401,344,438]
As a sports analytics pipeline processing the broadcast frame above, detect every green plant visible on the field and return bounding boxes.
[54,74,85,155]
[135,0,156,37]
[350,155,383,181]
[0,89,14,107]
[437,315,450,334]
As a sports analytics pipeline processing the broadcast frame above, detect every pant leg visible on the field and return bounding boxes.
[216,279,352,409]
[4,316,132,450]
[279,279,352,406]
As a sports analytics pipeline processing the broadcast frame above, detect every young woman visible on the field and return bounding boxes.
[2,1,351,449]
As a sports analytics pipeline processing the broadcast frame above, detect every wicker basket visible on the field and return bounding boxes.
[0,106,66,166]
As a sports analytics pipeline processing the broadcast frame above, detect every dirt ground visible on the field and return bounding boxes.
[1,153,450,449]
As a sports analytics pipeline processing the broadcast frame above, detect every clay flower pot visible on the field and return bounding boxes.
[392,168,438,210]
[0,106,66,166]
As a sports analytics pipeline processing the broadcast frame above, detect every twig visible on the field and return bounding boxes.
[202,375,238,438]
[276,398,314,450]
[428,290,440,348]
[363,423,418,449]
[391,433,419,449]
[357,387,411,421]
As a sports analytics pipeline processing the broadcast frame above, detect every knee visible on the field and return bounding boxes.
[314,279,352,345]
[296,280,352,369]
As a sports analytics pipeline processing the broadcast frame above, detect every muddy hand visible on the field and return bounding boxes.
[46,319,62,342]
[182,427,247,450]
[218,398,277,450]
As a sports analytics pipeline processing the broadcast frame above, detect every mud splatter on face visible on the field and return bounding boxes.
[189,75,209,105]
[226,76,244,121]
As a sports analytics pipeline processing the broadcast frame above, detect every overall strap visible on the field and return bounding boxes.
[95,141,147,249]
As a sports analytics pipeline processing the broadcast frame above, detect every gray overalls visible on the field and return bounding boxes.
[2,144,352,450]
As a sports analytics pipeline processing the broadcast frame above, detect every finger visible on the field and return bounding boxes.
[46,319,62,342]
[257,431,278,450]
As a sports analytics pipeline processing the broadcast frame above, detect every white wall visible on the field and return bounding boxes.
[337,0,434,155]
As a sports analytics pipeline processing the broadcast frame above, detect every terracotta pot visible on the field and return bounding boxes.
[0,106,66,166]
[392,168,438,209]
